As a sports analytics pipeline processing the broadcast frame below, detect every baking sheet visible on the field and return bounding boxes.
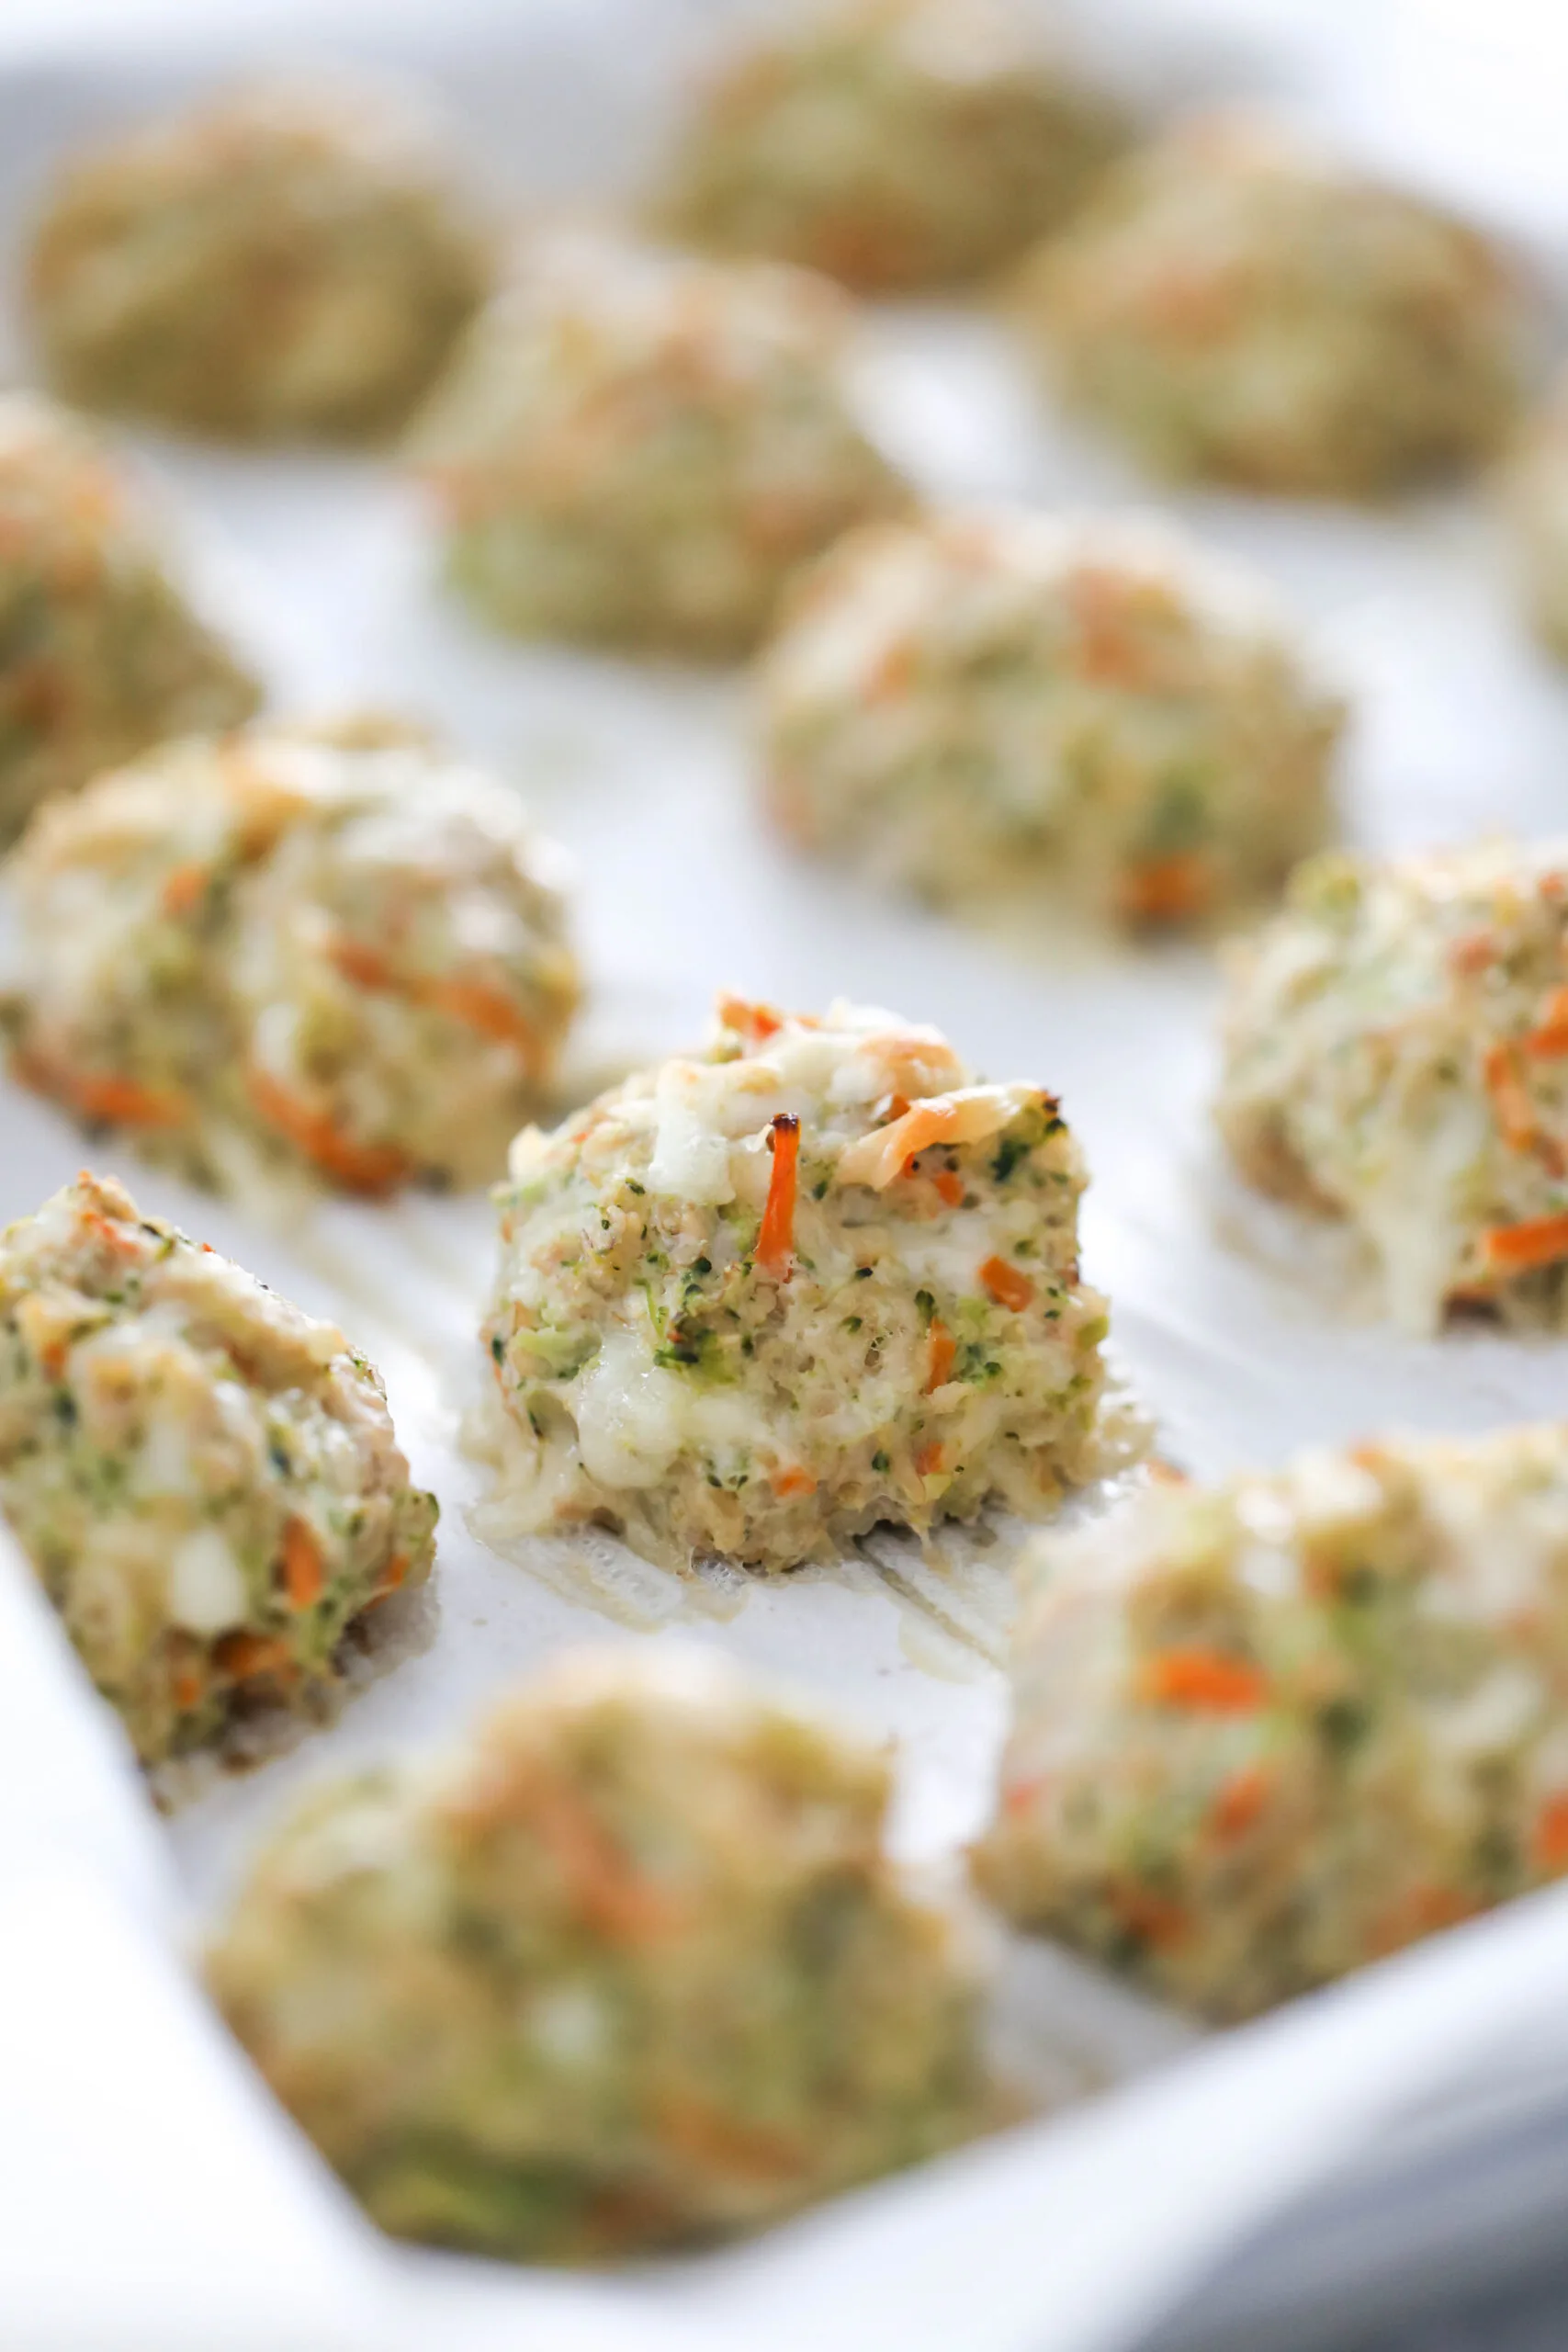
[6,8,1568,2352]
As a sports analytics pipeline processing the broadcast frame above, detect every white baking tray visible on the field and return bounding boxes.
[6,8,1568,2352]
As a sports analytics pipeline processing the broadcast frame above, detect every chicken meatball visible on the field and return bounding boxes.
[0,1172,437,1768]
[650,0,1126,294]
[28,78,492,441]
[482,995,1112,1574]
[1216,839,1568,1332]
[975,1425,1568,2023]
[408,232,908,658]
[1016,116,1525,498]
[0,391,257,842]
[760,509,1342,925]
[207,1645,989,2259]
[4,718,581,1197]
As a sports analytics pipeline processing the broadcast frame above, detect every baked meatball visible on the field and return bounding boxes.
[1216,840,1568,1332]
[1504,374,1568,659]
[975,1425,1568,2023]
[28,78,492,441]
[0,1172,436,1768]
[760,509,1342,925]
[482,995,1111,1574]
[4,718,580,1196]
[0,391,257,842]
[1016,117,1526,498]
[207,1645,989,2259]
[408,232,908,658]
[649,0,1126,295]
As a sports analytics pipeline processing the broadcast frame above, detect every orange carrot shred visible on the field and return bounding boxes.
[757,1112,799,1279]
[160,864,210,918]
[914,1439,945,1478]
[375,1552,410,1599]
[770,1465,818,1500]
[328,936,397,990]
[246,1067,411,1198]
[717,994,784,1044]
[423,977,541,1068]
[654,2093,808,2185]
[1533,1792,1568,1871]
[1208,1762,1272,1842]
[280,1518,325,1610]
[213,1631,294,1682]
[1480,1212,1568,1275]
[979,1254,1034,1312]
[932,1169,964,1207]
[1111,1885,1190,1949]
[925,1318,956,1393]
[15,1051,188,1132]
[1138,1648,1268,1713]
[1524,985,1568,1058]
[1116,853,1212,924]
[1483,1042,1537,1150]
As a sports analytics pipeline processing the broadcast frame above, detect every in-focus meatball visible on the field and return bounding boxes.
[760,509,1342,925]
[1504,374,1568,660]
[0,392,257,842]
[1016,116,1526,498]
[0,1172,437,1767]
[482,996,1112,1574]
[1216,840,1568,1332]
[975,1426,1568,2023]
[408,232,908,658]
[28,78,493,442]
[207,1645,989,2260]
[4,718,581,1197]
[649,0,1127,295]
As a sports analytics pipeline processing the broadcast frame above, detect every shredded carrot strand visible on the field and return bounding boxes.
[1116,853,1212,924]
[374,1551,410,1599]
[525,1775,682,1944]
[1138,1648,1268,1713]
[246,1067,411,1198]
[1448,931,1497,977]
[423,977,542,1068]
[979,1254,1034,1312]
[1208,1762,1272,1842]
[328,936,396,989]
[1003,1771,1049,1817]
[16,1051,188,1131]
[160,863,210,918]
[1368,1883,1474,1957]
[280,1518,325,1610]
[716,993,784,1043]
[914,1439,945,1478]
[769,1465,818,1500]
[1524,985,1568,1057]
[653,2093,808,2185]
[1533,1792,1568,1871]
[925,1318,956,1393]
[213,1631,295,1682]
[328,939,543,1070]
[1480,1212,1568,1275]
[757,1112,799,1279]
[1111,1885,1190,1949]
[1483,1042,1537,1150]
[931,1169,964,1207]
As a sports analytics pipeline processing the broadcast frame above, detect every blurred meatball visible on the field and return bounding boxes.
[1017,116,1526,498]
[650,0,1127,294]
[0,391,256,842]
[5,718,581,1196]
[28,78,493,441]
[408,232,908,658]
